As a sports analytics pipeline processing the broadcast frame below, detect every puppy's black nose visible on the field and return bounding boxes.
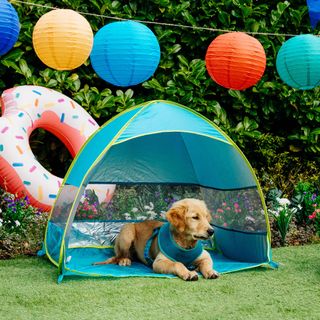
[207,228,214,236]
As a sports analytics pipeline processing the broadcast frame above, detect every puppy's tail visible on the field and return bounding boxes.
[92,256,118,265]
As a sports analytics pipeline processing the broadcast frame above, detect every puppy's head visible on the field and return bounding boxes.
[166,198,214,240]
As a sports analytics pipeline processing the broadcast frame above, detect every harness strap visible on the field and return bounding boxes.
[144,227,161,267]
[144,222,203,269]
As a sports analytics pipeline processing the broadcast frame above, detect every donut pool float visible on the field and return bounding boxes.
[0,85,104,211]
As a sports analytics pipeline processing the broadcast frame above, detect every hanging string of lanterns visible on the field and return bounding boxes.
[1,0,320,91]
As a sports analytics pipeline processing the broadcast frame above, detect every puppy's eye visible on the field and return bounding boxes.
[192,216,199,220]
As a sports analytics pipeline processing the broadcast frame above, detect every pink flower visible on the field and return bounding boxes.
[223,223,228,227]
[222,202,227,206]
[88,215,94,219]
[234,202,240,208]
[217,208,224,213]
[309,212,317,219]
[226,207,231,211]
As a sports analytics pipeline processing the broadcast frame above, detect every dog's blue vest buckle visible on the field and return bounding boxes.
[144,222,203,269]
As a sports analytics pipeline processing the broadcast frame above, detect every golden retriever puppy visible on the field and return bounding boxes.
[94,198,219,281]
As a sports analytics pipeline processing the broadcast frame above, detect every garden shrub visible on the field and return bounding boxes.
[0,190,48,258]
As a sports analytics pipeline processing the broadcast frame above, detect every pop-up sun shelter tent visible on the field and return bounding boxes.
[41,100,277,282]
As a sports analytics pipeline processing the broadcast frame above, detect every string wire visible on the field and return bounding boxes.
[10,0,303,37]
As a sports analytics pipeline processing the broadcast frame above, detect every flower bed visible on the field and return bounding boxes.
[1,180,320,259]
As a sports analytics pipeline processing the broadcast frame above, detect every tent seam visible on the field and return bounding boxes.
[112,130,232,146]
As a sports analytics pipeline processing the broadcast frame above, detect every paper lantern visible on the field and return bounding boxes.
[307,0,320,29]
[205,32,266,90]
[0,0,20,55]
[276,34,320,90]
[90,21,160,86]
[32,9,93,70]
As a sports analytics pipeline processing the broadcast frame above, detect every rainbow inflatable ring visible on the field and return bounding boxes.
[0,85,100,212]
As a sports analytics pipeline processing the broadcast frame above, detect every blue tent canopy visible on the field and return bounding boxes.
[66,101,255,189]
[42,100,276,282]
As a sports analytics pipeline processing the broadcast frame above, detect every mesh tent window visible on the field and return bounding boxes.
[41,101,276,282]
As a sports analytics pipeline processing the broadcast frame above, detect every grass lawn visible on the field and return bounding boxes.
[0,244,319,320]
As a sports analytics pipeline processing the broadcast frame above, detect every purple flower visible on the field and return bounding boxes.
[311,194,317,201]
[4,197,14,203]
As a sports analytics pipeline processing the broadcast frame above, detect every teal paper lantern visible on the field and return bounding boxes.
[276,34,320,90]
[90,21,160,87]
[0,0,20,55]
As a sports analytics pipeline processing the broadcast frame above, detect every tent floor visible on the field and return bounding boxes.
[62,248,269,279]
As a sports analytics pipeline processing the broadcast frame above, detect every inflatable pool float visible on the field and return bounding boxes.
[0,85,100,211]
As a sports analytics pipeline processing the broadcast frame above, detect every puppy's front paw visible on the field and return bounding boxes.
[118,258,132,266]
[181,270,198,281]
[203,269,219,279]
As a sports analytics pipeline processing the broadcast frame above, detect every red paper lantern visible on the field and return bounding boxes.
[205,32,266,90]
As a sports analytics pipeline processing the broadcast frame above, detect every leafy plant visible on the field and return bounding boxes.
[268,197,297,245]
[0,191,48,258]
[291,182,320,225]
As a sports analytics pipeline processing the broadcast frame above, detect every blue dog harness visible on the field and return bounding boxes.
[144,222,203,268]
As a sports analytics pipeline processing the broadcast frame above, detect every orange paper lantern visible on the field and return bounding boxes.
[33,9,93,70]
[205,32,266,90]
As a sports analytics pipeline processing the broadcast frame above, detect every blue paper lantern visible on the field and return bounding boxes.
[90,21,160,86]
[0,0,20,55]
[276,34,320,90]
[307,0,320,29]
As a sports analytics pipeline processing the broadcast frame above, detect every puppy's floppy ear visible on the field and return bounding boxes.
[166,204,187,232]
[206,209,212,222]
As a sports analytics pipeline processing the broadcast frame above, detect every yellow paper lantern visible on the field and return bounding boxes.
[32,9,93,70]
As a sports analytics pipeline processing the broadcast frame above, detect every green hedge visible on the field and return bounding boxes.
[1,0,319,193]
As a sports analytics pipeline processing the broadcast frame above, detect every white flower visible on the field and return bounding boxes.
[268,209,279,217]
[147,210,157,219]
[131,207,138,213]
[0,218,3,223]
[149,202,154,210]
[277,198,291,207]
[245,216,256,222]
[0,208,2,213]
[15,220,21,227]
[136,216,147,221]
[144,205,150,210]
[124,213,131,220]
